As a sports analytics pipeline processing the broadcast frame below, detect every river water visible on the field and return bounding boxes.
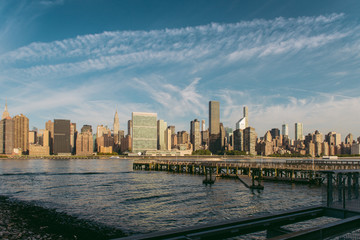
[0,158,324,236]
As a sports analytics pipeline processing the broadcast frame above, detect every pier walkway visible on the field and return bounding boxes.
[133,158,360,184]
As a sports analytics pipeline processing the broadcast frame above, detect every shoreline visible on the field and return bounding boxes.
[0,196,126,240]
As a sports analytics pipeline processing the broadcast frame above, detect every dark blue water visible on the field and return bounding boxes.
[0,159,323,235]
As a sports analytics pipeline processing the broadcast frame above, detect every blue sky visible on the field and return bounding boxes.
[1,0,360,140]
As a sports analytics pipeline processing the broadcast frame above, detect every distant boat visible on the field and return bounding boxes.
[109,156,120,159]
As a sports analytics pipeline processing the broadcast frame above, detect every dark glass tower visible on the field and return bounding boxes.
[54,119,71,155]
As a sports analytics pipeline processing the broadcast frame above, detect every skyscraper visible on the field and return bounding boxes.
[113,110,119,136]
[157,119,167,150]
[236,106,248,130]
[209,101,221,153]
[0,118,14,154]
[1,101,10,120]
[76,125,93,155]
[13,114,29,154]
[53,119,71,155]
[201,120,205,132]
[190,119,201,151]
[295,123,303,141]
[209,101,220,135]
[244,127,257,155]
[132,112,157,153]
[282,124,289,136]
[45,120,54,154]
[243,106,249,128]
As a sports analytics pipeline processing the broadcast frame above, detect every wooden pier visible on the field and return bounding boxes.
[133,159,360,186]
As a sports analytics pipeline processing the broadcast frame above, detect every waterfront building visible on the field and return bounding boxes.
[243,127,257,155]
[190,119,201,151]
[201,120,205,132]
[29,144,49,156]
[295,123,303,141]
[13,114,29,154]
[132,112,157,153]
[45,120,54,154]
[282,124,289,136]
[157,119,167,150]
[76,130,93,155]
[53,119,71,155]
[0,118,14,154]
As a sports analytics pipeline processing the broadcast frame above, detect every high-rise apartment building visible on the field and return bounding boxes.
[295,123,303,141]
[190,119,201,151]
[132,112,157,153]
[282,124,289,136]
[13,114,29,154]
[53,119,71,155]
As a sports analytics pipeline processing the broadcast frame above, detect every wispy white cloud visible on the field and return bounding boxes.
[1,12,360,136]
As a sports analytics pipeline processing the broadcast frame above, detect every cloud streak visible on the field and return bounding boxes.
[1,13,360,138]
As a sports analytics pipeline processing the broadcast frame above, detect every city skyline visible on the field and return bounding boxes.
[1,1,360,139]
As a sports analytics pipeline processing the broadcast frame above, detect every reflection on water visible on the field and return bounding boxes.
[0,159,322,235]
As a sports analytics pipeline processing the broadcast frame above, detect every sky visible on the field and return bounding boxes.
[1,0,360,140]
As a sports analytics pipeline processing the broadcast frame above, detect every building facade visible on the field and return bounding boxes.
[53,119,71,155]
[13,114,29,154]
[132,112,157,153]
[190,119,201,151]
[295,123,303,141]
